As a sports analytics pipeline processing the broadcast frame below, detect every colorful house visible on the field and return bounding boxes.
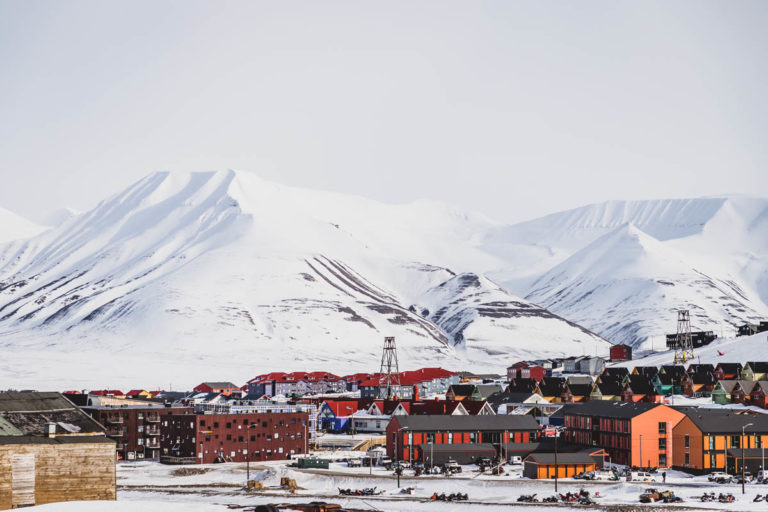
[193,382,240,396]
[680,371,716,397]
[741,362,768,381]
[621,375,659,403]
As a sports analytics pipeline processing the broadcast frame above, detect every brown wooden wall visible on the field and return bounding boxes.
[0,442,116,510]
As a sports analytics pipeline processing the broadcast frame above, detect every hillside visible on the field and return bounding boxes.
[0,170,608,389]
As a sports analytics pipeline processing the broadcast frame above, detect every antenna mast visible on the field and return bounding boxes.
[673,310,694,363]
[379,336,401,399]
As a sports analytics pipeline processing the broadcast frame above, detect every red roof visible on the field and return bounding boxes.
[90,390,123,396]
[360,368,456,387]
[125,389,147,396]
[322,400,361,416]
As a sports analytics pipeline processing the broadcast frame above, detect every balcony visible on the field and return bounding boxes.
[146,427,160,436]
[145,440,160,449]
[105,416,124,424]
[107,428,124,437]
[145,415,161,423]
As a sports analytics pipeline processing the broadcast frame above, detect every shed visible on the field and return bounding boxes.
[522,451,598,479]
[0,392,116,509]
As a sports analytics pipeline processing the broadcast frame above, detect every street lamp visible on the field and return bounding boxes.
[742,423,754,495]
[245,422,259,486]
[395,426,409,488]
[302,421,309,455]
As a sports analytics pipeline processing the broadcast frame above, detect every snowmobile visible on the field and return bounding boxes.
[718,493,736,503]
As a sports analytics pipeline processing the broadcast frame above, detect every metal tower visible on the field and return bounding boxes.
[673,310,694,363]
[378,336,401,399]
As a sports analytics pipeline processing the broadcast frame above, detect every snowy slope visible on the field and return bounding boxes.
[483,198,738,291]
[526,223,768,349]
[0,170,605,389]
[0,207,49,243]
[612,330,768,369]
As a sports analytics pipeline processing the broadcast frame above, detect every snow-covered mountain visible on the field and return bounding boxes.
[513,198,768,349]
[1,172,766,388]
[0,207,48,244]
[0,170,608,388]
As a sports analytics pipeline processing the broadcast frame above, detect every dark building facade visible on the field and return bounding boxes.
[386,415,539,464]
[83,405,193,461]
[161,412,309,464]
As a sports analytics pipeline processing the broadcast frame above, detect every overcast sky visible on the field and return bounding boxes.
[0,1,766,224]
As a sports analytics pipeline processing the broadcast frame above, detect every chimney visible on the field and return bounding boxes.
[45,422,56,438]
[413,385,420,402]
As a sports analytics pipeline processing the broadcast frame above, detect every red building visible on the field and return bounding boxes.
[161,411,309,464]
[83,405,192,461]
[386,415,539,464]
[609,344,632,361]
[519,365,547,381]
[193,381,241,396]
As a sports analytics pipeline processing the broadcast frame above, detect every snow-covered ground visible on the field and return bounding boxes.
[612,329,768,369]
[26,458,768,511]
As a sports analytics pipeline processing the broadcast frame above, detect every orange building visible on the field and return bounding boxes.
[672,407,768,474]
[563,401,685,467]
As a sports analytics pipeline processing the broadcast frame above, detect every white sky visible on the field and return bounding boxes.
[0,1,766,223]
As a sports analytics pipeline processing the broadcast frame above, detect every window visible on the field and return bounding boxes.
[685,453,690,465]
[684,435,689,449]
[659,454,666,466]
[658,438,666,450]
[226,422,232,429]
[226,434,232,441]
[710,454,717,468]
[757,435,762,449]
[731,435,740,448]
[238,436,243,442]
[708,436,715,450]
[426,433,435,443]
[214,422,219,428]
[658,422,666,434]
[250,435,255,442]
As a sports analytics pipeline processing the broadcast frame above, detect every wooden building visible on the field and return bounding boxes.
[609,344,632,361]
[0,392,116,510]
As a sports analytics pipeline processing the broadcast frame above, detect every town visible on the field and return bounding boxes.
[3,324,768,511]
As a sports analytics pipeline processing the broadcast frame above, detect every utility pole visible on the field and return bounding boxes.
[554,431,559,493]
[246,423,252,485]
[742,423,753,494]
